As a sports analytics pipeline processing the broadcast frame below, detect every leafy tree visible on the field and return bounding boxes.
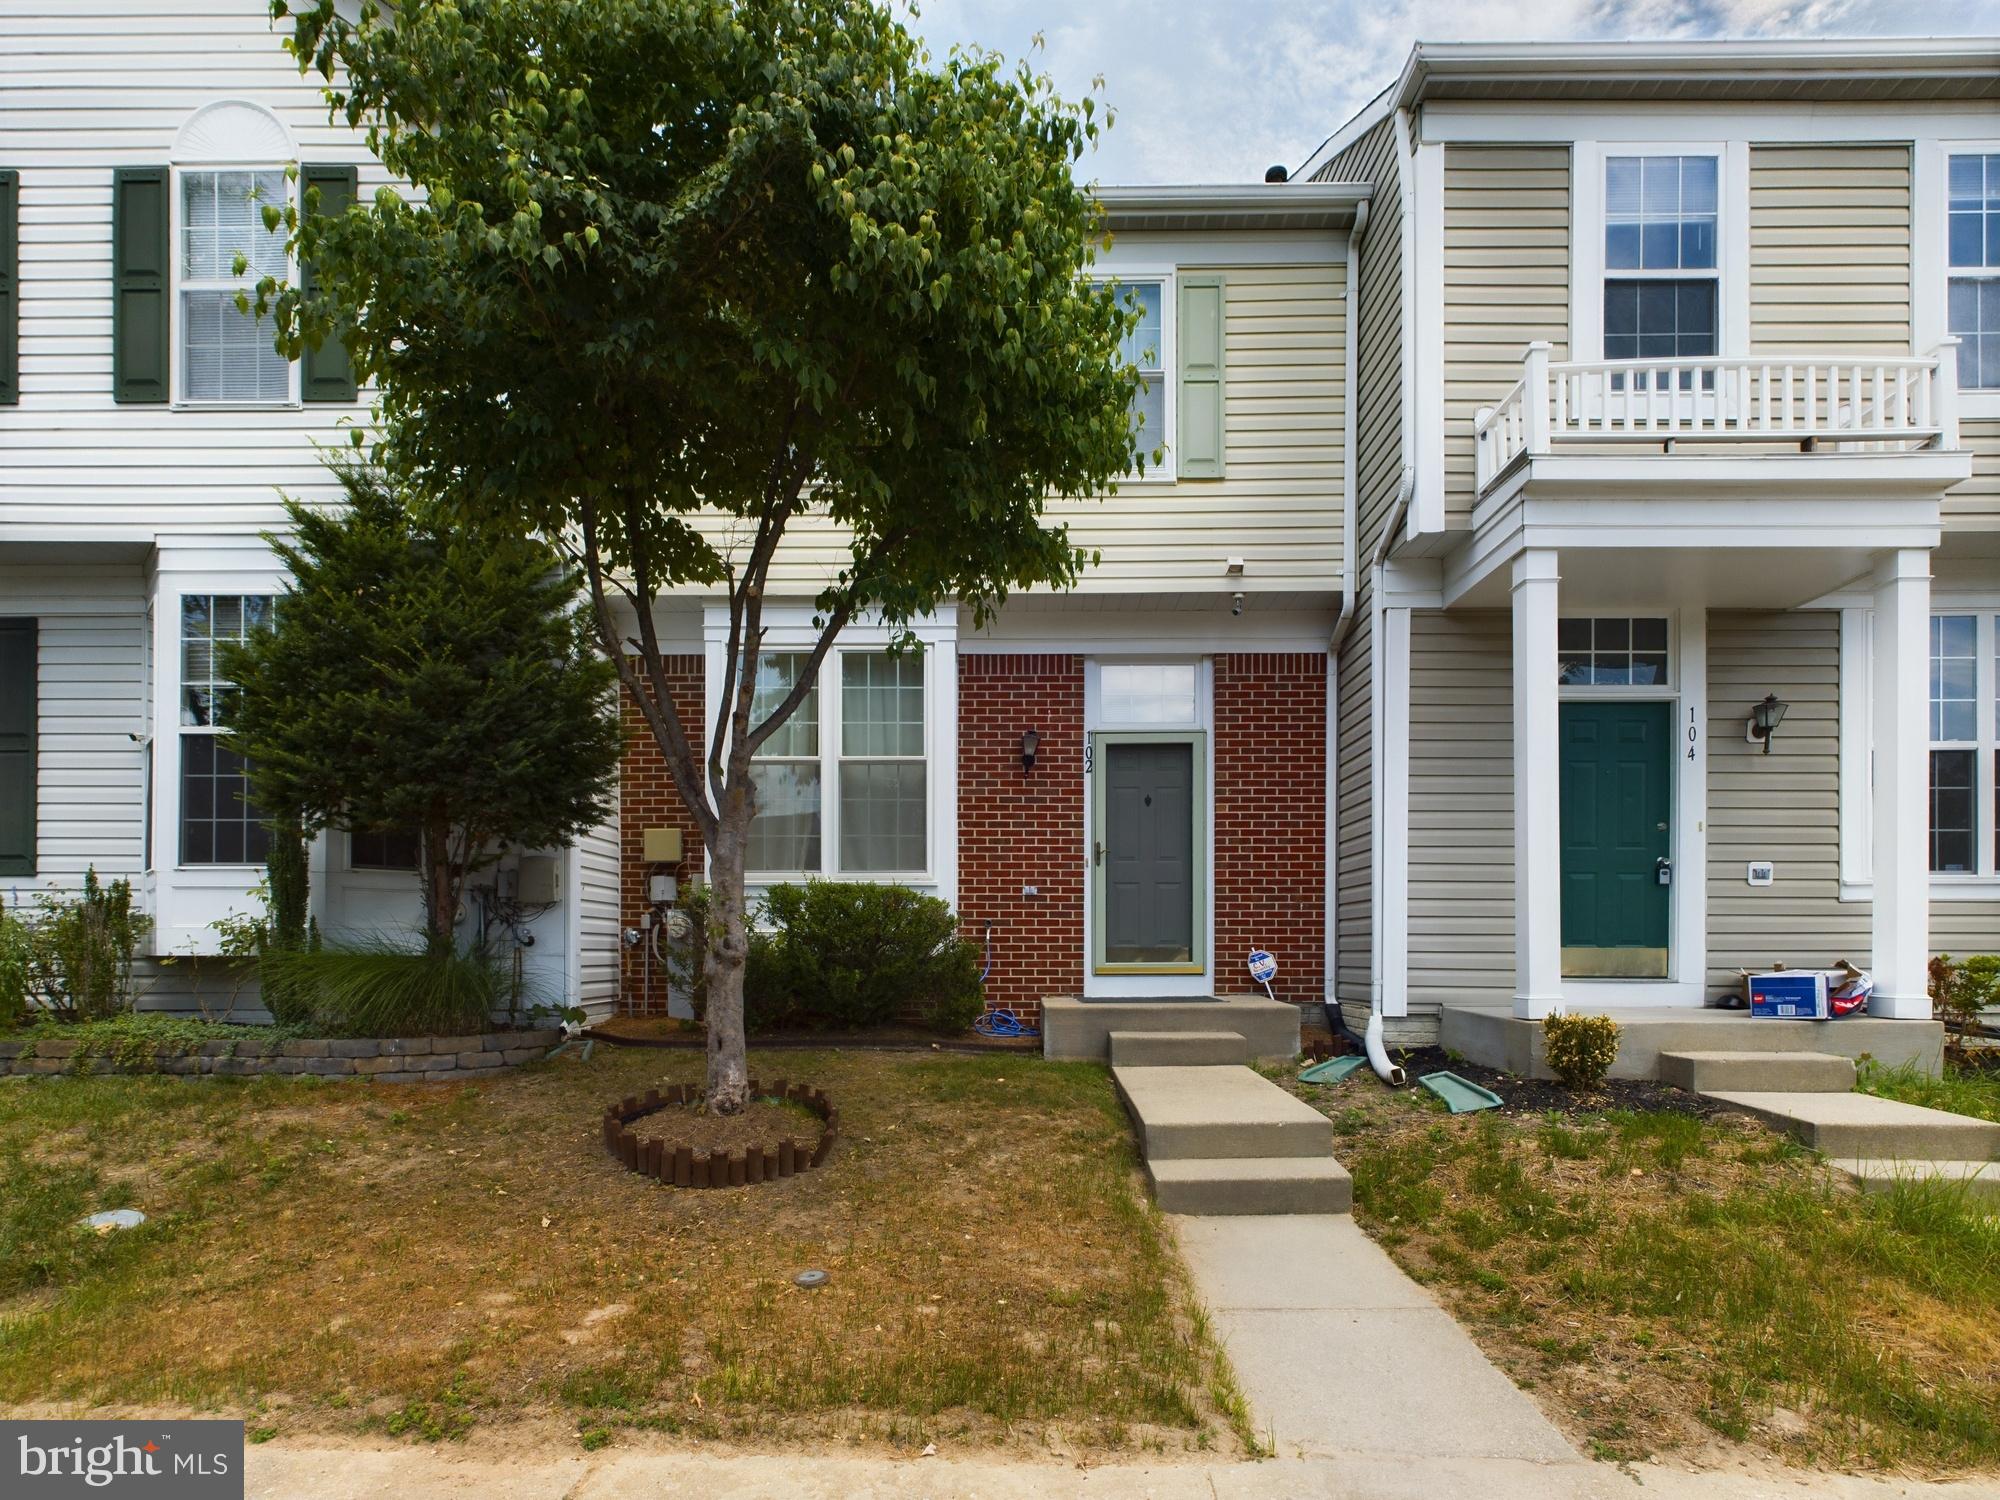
[267,0,1142,1109]
[223,468,623,955]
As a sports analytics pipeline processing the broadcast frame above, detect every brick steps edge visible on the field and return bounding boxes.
[0,1028,562,1082]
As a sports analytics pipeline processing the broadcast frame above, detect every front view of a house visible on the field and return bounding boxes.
[2,17,1996,1042]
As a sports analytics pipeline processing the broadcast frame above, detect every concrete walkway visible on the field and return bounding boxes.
[1171,1213,1581,1467]
[244,1440,2000,1499]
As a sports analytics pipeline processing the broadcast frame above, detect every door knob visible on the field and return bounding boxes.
[1655,856,1672,886]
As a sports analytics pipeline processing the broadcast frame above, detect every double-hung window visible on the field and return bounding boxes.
[1927,613,2000,877]
[179,168,290,403]
[1100,278,1168,471]
[180,594,272,866]
[745,649,930,878]
[1603,155,1719,387]
[1948,153,2000,392]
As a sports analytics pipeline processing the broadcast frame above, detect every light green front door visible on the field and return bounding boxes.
[1559,701,1672,978]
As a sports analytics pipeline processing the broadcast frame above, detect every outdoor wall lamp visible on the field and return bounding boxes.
[1746,694,1789,755]
[1020,727,1040,774]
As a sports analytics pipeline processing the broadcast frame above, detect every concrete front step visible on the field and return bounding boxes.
[1147,1155,1353,1215]
[1113,1064,1332,1161]
[1108,1030,1251,1067]
[1043,995,1299,1061]
[1658,1050,1856,1094]
[1707,1090,2000,1161]
[1834,1157,2000,1205]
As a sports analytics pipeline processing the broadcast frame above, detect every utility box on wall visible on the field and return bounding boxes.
[643,827,684,864]
[515,853,560,906]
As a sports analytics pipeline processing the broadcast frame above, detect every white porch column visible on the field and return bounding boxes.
[1511,549,1563,1018]
[1870,548,1932,1017]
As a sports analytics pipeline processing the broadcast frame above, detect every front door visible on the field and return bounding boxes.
[1560,701,1671,978]
[1093,735,1203,972]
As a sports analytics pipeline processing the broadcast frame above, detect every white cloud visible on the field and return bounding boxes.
[899,0,1996,183]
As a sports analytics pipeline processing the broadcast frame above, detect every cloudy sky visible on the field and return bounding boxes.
[898,1,1998,184]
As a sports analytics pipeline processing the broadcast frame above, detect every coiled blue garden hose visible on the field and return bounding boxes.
[971,919,1040,1038]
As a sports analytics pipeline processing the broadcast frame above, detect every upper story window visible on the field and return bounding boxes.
[1099,277,1171,476]
[744,649,932,879]
[1948,153,2000,391]
[179,169,290,403]
[180,594,273,866]
[1602,156,1719,377]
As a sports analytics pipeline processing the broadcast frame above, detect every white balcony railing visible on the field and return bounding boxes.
[1473,339,1962,493]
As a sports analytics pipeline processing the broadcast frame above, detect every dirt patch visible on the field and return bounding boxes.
[590,1016,1037,1054]
[1303,1037,1726,1119]
[629,1097,821,1157]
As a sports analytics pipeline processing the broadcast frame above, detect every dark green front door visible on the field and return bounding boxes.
[1560,701,1671,977]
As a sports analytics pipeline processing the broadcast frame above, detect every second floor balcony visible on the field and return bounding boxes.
[1474,340,1965,497]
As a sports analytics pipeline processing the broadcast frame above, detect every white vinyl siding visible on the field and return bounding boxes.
[0,4,383,539]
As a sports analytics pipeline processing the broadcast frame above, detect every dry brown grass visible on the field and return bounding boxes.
[1271,1068,2000,1475]
[0,1047,1247,1457]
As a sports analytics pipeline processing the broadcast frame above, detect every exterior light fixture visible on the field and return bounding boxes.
[1747,694,1789,755]
[1020,727,1040,774]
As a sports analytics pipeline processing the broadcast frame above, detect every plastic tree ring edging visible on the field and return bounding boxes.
[599,1078,838,1188]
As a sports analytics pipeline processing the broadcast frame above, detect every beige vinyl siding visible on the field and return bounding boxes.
[1706,610,1868,995]
[1442,145,1570,529]
[0,4,385,539]
[1948,417,2000,530]
[1409,610,1514,1012]
[1322,115,1405,1019]
[1748,144,1911,356]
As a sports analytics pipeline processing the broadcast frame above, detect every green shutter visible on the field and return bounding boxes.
[1176,273,1225,479]
[0,619,36,876]
[0,170,18,405]
[112,166,170,404]
[300,163,358,402]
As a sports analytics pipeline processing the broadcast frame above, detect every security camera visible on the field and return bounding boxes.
[1230,592,1244,616]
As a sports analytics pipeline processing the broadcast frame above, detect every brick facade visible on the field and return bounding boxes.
[956,653,1086,1022]
[1214,652,1328,1004]
[619,657,706,1015]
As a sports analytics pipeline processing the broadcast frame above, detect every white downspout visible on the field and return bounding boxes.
[1326,199,1369,1036]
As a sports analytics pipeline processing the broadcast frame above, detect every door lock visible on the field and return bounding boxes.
[1655,856,1673,886]
[1093,840,1105,867]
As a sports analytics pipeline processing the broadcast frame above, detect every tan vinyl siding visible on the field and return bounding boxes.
[1707,610,1868,994]
[1948,416,2000,530]
[1409,610,1513,1012]
[1442,145,1570,528]
[1323,115,1405,1016]
[704,260,1348,598]
[1748,144,1911,356]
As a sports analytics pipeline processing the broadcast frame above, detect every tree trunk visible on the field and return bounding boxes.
[423,821,457,956]
[702,814,753,1115]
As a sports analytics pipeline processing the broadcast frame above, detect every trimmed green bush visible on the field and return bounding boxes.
[13,870,149,1024]
[1542,1012,1622,1093]
[754,881,983,1035]
[259,940,517,1038]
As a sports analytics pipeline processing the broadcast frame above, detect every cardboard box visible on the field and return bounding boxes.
[1747,970,1828,1019]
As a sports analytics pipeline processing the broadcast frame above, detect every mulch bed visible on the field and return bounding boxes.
[589,1016,1040,1054]
[1303,1036,1726,1120]
[631,1097,822,1156]
[602,1078,839,1188]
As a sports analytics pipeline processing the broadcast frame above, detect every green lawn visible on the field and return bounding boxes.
[0,1047,1248,1456]
[1272,1069,2000,1474]
[1858,1055,2000,1124]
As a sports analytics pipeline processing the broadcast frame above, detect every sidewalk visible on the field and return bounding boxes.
[246,1442,2000,1499]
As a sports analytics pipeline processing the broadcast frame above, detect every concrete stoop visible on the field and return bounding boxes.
[1107,1029,1252,1067]
[1704,1089,2000,1161]
[1042,995,1300,1061]
[1656,1049,1856,1093]
[1112,1063,1351,1216]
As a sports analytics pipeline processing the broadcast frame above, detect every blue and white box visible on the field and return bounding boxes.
[1747,970,1828,1019]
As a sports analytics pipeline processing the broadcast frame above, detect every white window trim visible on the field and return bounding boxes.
[174,589,275,871]
[1572,140,1749,363]
[1091,264,1177,484]
[1554,607,1709,1007]
[699,608,957,903]
[1839,597,2000,901]
[1081,655,1215,999]
[1920,138,2000,419]
[170,161,301,410]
